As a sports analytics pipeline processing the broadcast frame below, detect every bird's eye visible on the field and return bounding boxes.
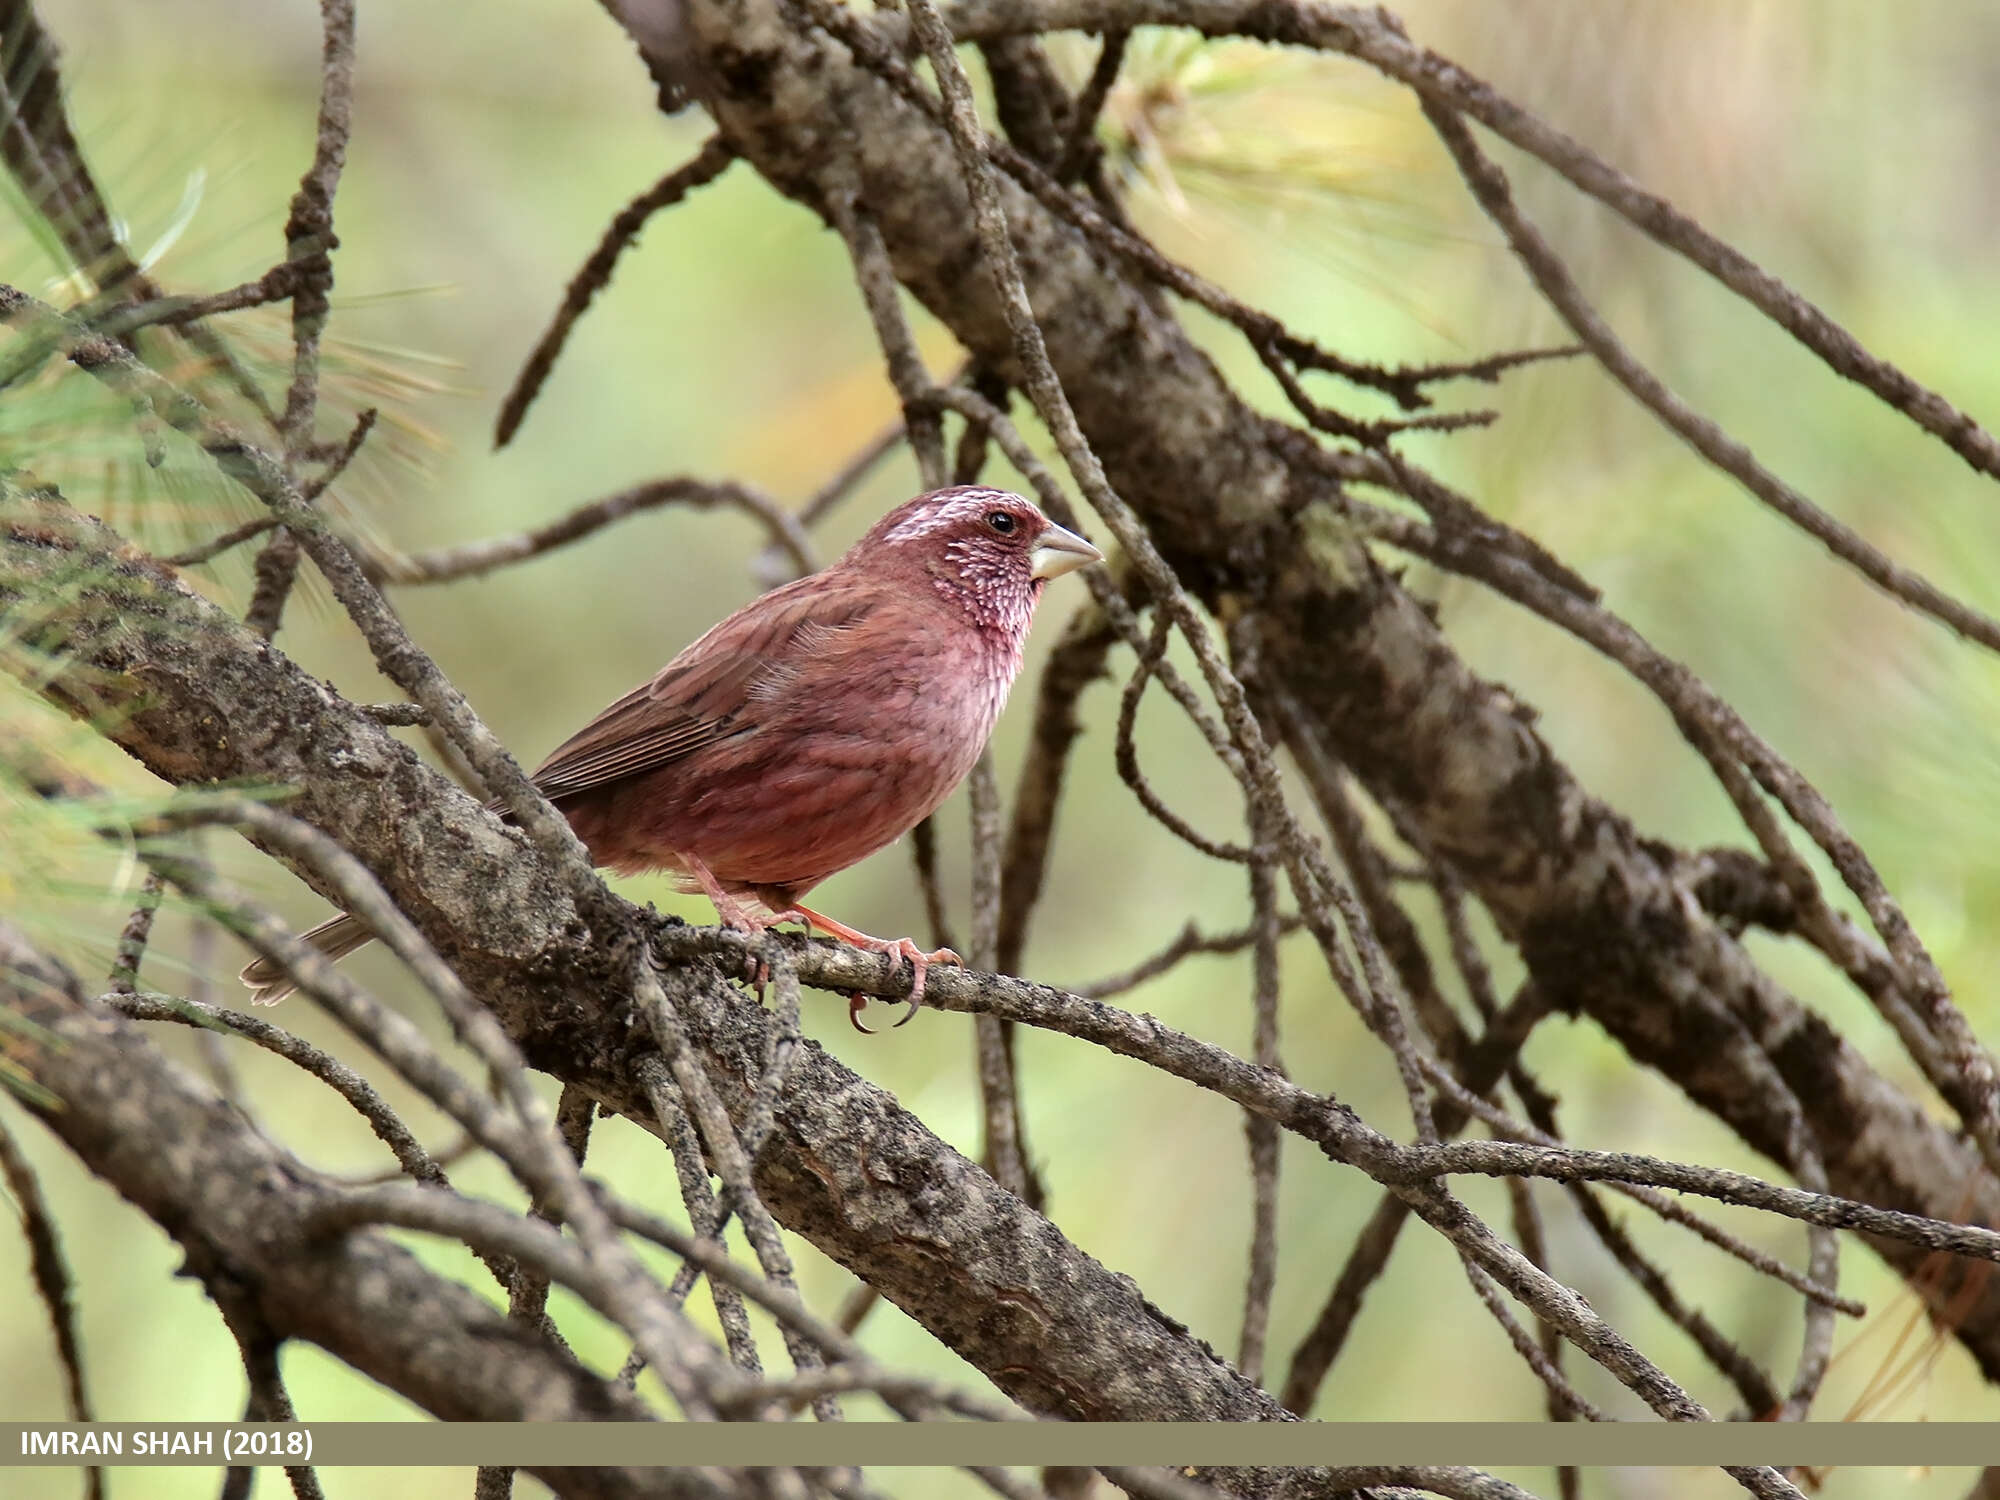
[985,511,1018,535]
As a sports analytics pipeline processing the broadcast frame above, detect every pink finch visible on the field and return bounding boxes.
[242,485,1102,1025]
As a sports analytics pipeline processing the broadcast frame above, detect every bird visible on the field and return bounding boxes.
[240,484,1102,1027]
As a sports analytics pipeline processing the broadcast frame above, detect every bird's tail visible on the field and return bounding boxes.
[238,913,375,1004]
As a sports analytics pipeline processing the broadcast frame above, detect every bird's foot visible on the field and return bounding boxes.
[772,901,959,1031]
[844,937,962,1032]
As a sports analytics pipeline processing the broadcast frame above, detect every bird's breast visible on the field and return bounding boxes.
[622,627,1022,890]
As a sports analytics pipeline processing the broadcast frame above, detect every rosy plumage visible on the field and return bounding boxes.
[242,486,1101,1023]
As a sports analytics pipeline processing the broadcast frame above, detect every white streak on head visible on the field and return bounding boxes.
[878,487,1026,545]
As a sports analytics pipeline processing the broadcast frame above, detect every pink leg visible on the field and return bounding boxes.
[683,854,764,933]
[767,900,961,1031]
[683,854,775,992]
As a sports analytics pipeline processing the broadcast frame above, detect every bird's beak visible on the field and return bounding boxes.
[1028,524,1103,581]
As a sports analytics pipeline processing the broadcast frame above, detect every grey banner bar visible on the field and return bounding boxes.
[4,1423,1998,1468]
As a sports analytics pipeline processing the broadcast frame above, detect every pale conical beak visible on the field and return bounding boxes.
[1028,524,1103,581]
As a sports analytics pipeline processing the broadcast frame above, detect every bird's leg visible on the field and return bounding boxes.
[766,900,961,1031]
[682,854,773,992]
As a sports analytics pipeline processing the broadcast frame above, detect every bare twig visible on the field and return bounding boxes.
[88,264,303,336]
[968,751,1032,1198]
[480,1083,598,1500]
[1461,1258,1604,1421]
[105,867,165,994]
[1236,793,1283,1387]
[0,1114,99,1500]
[214,1295,324,1500]
[299,405,378,503]
[496,136,738,447]
[909,815,961,955]
[1280,1191,1406,1415]
[1054,30,1129,183]
[244,0,360,639]
[1558,1164,1781,1419]
[1113,610,1257,862]
[996,594,1114,976]
[160,514,281,568]
[108,989,453,1191]
[798,417,907,530]
[827,183,948,488]
[375,477,816,584]
[645,1059,765,1374]
[631,961,839,1420]
[1502,1177,1572,1427]
[741,944,804,1164]
[1069,912,1305,1001]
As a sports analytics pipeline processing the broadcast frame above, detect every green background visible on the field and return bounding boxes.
[3,2,1998,1497]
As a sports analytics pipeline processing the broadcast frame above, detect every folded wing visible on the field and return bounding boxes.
[528,573,879,805]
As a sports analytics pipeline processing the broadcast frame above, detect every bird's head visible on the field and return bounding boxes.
[859,486,1102,638]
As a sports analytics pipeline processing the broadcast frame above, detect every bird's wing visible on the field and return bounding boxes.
[526,573,880,804]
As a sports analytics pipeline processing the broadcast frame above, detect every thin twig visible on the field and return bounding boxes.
[749,413,916,587]
[1069,912,1305,1001]
[0,1115,99,1500]
[741,945,803,1164]
[496,136,738,447]
[160,514,280,568]
[374,477,816,584]
[106,867,165,994]
[244,0,360,640]
[996,595,1114,975]
[214,1294,324,1500]
[1054,30,1129,184]
[480,1083,597,1500]
[632,959,839,1420]
[1460,1259,1605,1421]
[645,1057,765,1374]
[968,751,1032,1199]
[108,990,454,1191]
[1113,609,1256,862]
[298,404,377,502]
[1280,1191,1407,1415]
[1236,789,1283,1387]
[827,182,947,489]
[1559,1164,1782,1419]
[1502,1176,1571,1427]
[909,816,961,956]
[1280,984,1550,1414]
[88,264,302,337]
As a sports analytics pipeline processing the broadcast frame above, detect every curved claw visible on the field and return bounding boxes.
[759,896,964,1034]
[844,942,961,1033]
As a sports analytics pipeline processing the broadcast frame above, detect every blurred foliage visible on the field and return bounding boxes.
[2,1,1998,1497]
